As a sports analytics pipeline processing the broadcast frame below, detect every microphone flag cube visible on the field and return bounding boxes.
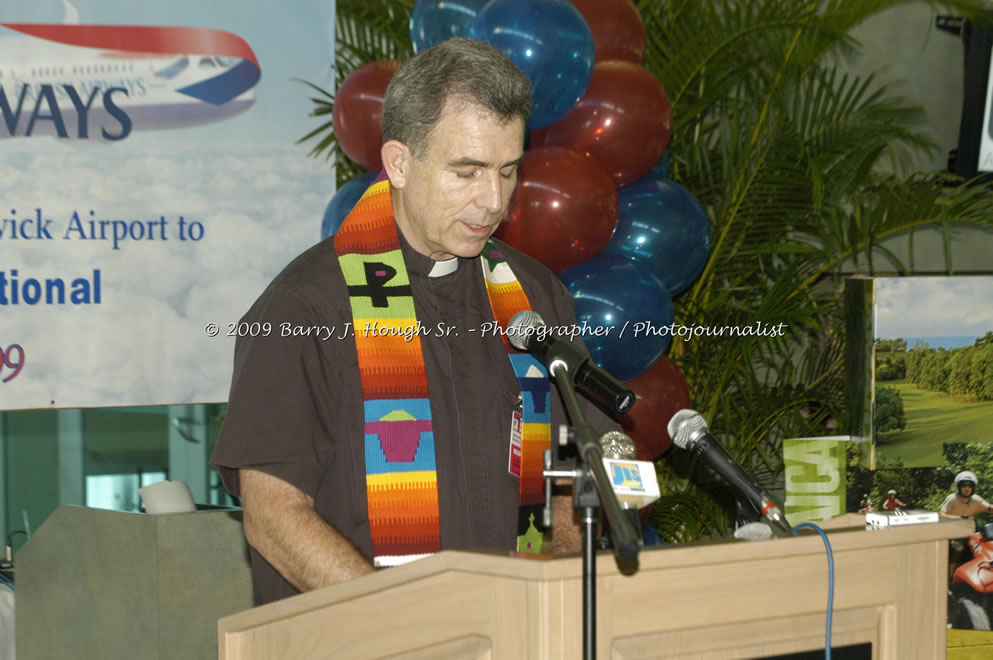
[602,458,661,509]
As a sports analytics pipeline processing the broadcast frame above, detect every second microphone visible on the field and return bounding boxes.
[507,311,635,414]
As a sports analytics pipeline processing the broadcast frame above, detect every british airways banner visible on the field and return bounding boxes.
[0,0,334,409]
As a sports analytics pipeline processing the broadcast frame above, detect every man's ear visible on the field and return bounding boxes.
[381,140,411,189]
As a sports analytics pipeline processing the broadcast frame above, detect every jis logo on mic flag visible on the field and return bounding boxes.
[609,461,644,491]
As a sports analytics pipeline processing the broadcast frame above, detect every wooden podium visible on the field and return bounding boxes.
[218,516,972,659]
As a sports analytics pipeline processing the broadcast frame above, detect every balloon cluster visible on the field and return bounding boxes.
[322,0,710,458]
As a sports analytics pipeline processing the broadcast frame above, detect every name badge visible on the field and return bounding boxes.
[508,405,523,478]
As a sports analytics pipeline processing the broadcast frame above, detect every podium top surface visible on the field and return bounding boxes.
[220,514,972,633]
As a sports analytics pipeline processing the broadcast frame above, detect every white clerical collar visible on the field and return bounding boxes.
[428,257,458,277]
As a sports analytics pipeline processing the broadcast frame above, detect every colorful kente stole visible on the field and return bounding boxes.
[335,172,552,566]
[479,246,553,553]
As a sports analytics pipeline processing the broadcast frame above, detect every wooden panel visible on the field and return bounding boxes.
[219,518,974,659]
[599,538,948,658]
[892,537,946,658]
[948,628,993,660]
[381,635,491,660]
[222,572,530,660]
[609,607,881,659]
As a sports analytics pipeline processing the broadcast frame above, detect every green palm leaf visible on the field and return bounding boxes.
[298,0,415,180]
[639,0,993,539]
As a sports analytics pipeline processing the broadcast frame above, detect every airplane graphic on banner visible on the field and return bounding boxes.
[0,23,261,141]
[0,0,332,411]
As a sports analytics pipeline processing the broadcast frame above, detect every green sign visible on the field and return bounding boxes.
[784,437,850,524]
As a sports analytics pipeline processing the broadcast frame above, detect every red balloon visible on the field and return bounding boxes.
[621,355,691,461]
[332,60,403,172]
[531,60,672,186]
[496,146,617,273]
[569,0,645,63]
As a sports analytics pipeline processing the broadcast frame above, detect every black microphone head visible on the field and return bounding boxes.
[667,409,708,449]
[507,310,545,351]
[599,430,636,460]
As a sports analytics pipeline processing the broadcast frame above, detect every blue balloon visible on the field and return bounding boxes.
[605,179,710,295]
[559,255,673,382]
[468,0,594,130]
[648,151,670,180]
[641,523,664,546]
[410,0,490,53]
[321,172,379,240]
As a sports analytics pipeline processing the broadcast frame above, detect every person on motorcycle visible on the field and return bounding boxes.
[858,494,875,513]
[882,489,905,511]
[940,471,993,519]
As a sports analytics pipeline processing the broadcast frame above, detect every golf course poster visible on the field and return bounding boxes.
[871,276,993,468]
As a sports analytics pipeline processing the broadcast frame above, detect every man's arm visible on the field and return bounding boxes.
[240,468,375,591]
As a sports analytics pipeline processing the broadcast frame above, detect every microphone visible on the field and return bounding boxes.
[507,311,635,414]
[733,521,775,541]
[599,431,660,548]
[600,432,660,507]
[599,430,637,460]
[667,409,792,536]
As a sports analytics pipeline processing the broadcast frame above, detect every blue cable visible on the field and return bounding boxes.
[793,522,834,660]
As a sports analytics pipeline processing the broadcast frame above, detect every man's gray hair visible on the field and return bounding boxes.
[381,37,532,158]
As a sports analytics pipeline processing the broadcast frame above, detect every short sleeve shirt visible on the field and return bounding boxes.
[210,230,619,604]
[941,493,992,517]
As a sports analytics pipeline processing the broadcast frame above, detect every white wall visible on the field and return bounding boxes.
[847,4,993,273]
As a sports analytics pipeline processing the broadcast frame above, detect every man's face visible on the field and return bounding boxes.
[390,100,525,260]
[960,483,974,498]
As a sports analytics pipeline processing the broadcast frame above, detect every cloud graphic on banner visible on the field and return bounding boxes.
[4,142,328,407]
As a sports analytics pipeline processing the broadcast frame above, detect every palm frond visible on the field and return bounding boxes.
[637,0,993,541]
[297,0,415,180]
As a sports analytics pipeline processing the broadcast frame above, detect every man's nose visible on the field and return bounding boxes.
[477,171,504,213]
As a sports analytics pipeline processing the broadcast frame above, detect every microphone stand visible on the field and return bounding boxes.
[543,355,640,660]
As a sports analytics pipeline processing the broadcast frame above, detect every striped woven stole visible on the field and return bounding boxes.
[335,174,551,566]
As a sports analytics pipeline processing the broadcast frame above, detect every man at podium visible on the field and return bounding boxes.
[211,38,618,604]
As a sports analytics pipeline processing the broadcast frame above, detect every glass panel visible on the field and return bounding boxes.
[1,403,230,555]
[85,471,168,512]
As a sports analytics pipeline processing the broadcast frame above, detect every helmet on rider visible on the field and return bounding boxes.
[887,489,896,496]
[955,470,978,494]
